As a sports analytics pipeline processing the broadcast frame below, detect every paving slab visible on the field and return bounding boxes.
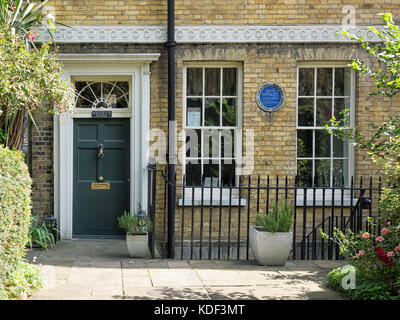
[194,269,250,286]
[122,267,149,278]
[313,260,347,269]
[123,287,210,300]
[123,276,153,288]
[122,259,148,268]
[91,286,124,296]
[167,260,191,268]
[25,240,344,300]
[149,269,203,287]
[206,285,343,300]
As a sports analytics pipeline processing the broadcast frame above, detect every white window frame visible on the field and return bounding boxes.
[296,62,356,205]
[180,62,244,206]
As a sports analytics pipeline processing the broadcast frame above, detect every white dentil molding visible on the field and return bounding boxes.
[35,25,381,44]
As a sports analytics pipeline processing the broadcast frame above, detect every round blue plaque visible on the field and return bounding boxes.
[256,82,285,112]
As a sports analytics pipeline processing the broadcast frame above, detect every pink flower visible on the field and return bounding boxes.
[356,250,365,259]
[387,251,394,257]
[361,232,370,239]
[381,227,390,235]
[387,221,391,226]
[26,34,35,41]
[25,30,37,41]
[376,236,385,242]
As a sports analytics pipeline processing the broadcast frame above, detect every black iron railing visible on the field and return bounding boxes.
[147,165,382,260]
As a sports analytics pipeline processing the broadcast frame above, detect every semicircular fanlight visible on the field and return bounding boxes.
[74,81,129,109]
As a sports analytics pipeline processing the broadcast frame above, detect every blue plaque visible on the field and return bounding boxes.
[256,82,285,112]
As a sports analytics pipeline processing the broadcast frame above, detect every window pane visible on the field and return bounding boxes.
[222,98,237,126]
[75,96,92,109]
[335,68,352,96]
[187,68,203,96]
[221,129,235,158]
[316,98,332,126]
[221,160,236,187]
[75,81,129,109]
[333,159,349,186]
[186,98,202,127]
[203,163,219,186]
[315,130,331,157]
[185,129,201,158]
[297,130,312,157]
[315,159,331,187]
[333,135,349,157]
[205,68,221,96]
[205,98,220,126]
[90,82,102,100]
[334,98,350,125]
[75,82,92,108]
[186,162,201,186]
[317,68,332,96]
[203,129,219,158]
[297,159,312,187]
[298,68,314,96]
[113,82,129,109]
[298,98,314,126]
[223,68,237,96]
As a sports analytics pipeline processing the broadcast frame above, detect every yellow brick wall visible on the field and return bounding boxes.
[145,42,398,249]
[53,39,398,248]
[48,0,400,26]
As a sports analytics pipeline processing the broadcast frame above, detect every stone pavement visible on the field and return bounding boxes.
[25,240,345,300]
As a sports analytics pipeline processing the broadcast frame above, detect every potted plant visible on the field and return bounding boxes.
[250,201,294,266]
[118,205,153,258]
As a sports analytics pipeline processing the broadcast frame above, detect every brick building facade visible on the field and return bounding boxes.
[30,1,400,254]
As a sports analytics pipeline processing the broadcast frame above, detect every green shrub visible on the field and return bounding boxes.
[328,266,394,300]
[118,207,153,235]
[28,215,55,250]
[0,260,42,300]
[0,146,42,299]
[254,201,293,232]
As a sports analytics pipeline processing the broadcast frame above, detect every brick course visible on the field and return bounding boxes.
[47,0,400,26]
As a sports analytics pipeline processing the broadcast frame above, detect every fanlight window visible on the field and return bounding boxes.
[74,81,130,109]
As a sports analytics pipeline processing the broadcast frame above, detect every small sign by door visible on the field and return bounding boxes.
[91,182,111,190]
[92,110,112,118]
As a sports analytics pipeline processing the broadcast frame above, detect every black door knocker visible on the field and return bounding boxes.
[98,143,104,159]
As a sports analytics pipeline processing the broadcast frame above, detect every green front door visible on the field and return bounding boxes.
[73,118,130,237]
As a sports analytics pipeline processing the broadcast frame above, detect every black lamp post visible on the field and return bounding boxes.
[361,197,372,210]
[45,214,58,243]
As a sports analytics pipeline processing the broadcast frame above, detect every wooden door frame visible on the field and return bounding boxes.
[53,54,160,240]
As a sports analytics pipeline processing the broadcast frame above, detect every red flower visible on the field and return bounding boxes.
[374,247,393,267]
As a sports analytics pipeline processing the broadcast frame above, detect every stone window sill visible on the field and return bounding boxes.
[178,198,247,207]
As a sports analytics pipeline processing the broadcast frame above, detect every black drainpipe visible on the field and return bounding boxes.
[165,0,176,259]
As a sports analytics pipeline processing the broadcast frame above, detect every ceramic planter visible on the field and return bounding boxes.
[249,226,293,266]
[126,233,149,258]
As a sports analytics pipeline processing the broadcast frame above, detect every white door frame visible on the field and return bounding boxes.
[53,53,160,240]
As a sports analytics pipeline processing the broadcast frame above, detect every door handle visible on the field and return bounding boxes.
[98,144,104,159]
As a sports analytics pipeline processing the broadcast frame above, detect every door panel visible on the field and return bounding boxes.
[73,118,130,237]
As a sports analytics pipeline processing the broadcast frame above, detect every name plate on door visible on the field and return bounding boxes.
[92,110,112,118]
[91,183,111,190]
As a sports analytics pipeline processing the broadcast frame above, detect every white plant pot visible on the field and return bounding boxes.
[126,234,149,258]
[249,226,293,266]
